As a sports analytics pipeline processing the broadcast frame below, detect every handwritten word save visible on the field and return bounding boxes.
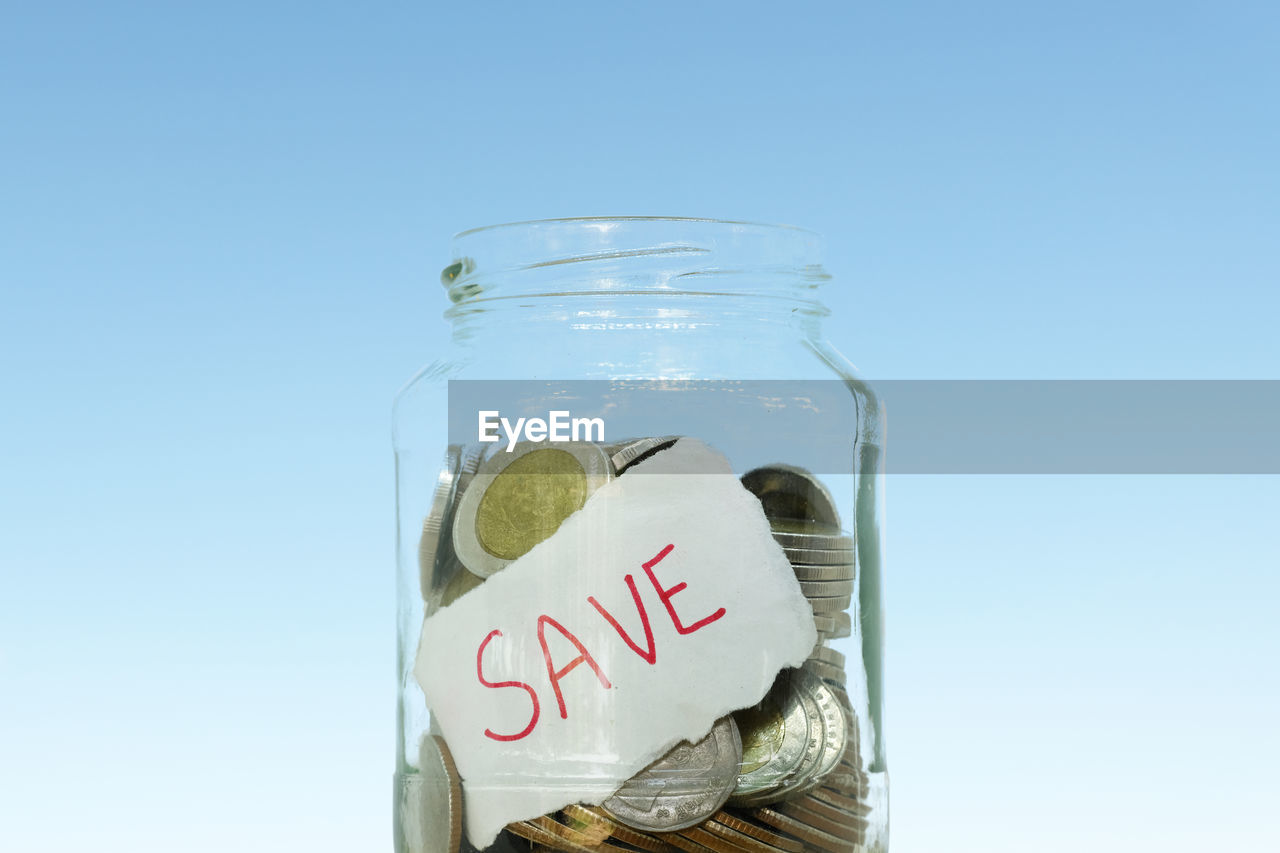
[474,543,726,742]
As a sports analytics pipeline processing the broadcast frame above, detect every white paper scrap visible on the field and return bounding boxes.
[414,439,818,847]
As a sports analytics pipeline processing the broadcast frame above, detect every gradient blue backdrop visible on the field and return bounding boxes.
[2,2,1277,851]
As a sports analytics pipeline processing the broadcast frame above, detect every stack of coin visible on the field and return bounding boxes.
[803,646,847,691]
[768,519,855,637]
[720,673,870,852]
[727,667,849,808]
[410,443,873,853]
[400,735,464,853]
[741,466,857,646]
[420,445,485,608]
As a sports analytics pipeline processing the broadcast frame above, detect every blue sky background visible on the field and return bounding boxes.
[2,2,1277,851]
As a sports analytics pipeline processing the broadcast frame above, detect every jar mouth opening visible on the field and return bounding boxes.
[444,217,828,305]
[453,216,820,241]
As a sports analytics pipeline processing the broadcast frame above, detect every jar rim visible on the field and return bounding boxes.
[443,216,829,308]
[452,216,819,241]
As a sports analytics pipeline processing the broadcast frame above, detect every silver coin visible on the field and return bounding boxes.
[803,657,847,686]
[453,444,485,497]
[805,678,851,789]
[763,671,828,801]
[422,446,486,605]
[741,464,841,527]
[775,533,856,552]
[603,716,742,832]
[418,447,462,601]
[732,674,811,799]
[765,669,849,800]
[799,579,856,598]
[791,563,856,582]
[810,612,841,633]
[452,441,614,578]
[610,436,681,473]
[771,519,842,535]
[771,520,854,552]
[809,646,846,669]
[808,595,853,614]
[783,547,855,566]
[813,611,852,640]
[400,734,463,853]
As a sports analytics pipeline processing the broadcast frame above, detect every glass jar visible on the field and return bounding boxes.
[394,218,887,853]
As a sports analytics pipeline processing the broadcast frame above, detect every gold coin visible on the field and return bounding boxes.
[453,441,614,577]
[407,735,462,853]
[775,802,862,840]
[815,785,873,818]
[810,786,862,814]
[659,831,716,853]
[709,812,803,853]
[476,447,588,559]
[507,821,552,844]
[534,815,635,853]
[785,796,867,830]
[696,817,793,853]
[747,807,853,853]
[508,818,626,853]
[553,809,613,846]
[836,738,861,772]
[562,805,678,853]
[679,827,745,853]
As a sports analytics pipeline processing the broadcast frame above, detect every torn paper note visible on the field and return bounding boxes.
[413,438,818,847]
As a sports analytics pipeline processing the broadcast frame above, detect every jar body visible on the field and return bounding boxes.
[394,220,887,853]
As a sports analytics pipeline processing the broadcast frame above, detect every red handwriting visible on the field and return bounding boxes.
[475,543,726,741]
[476,629,540,742]
[642,543,727,635]
[538,614,612,719]
[587,573,656,664]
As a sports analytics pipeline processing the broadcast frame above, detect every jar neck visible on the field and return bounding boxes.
[448,290,828,348]
[438,219,833,377]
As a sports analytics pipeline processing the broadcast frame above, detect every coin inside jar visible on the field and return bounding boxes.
[602,716,742,832]
[477,449,587,558]
[401,734,462,853]
[805,675,851,789]
[418,446,462,601]
[811,611,852,639]
[732,677,809,798]
[609,436,681,473]
[437,559,485,608]
[741,464,841,527]
[452,441,614,577]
